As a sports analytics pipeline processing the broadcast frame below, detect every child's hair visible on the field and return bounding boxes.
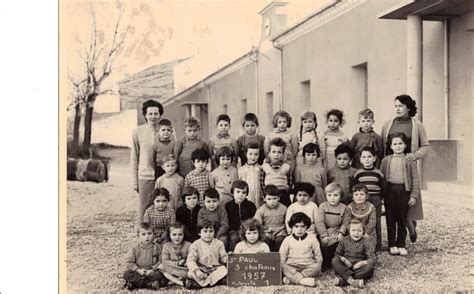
[239,218,264,242]
[325,183,343,196]
[162,154,177,165]
[358,108,374,119]
[142,100,164,117]
[263,185,280,197]
[184,116,200,129]
[360,146,376,156]
[215,146,234,165]
[197,219,218,233]
[288,212,311,228]
[216,114,231,125]
[387,132,409,147]
[351,183,368,195]
[242,112,259,126]
[246,142,260,153]
[326,109,345,126]
[293,182,315,197]
[299,111,318,142]
[349,219,365,232]
[203,188,220,200]
[182,186,200,202]
[165,221,186,242]
[150,187,170,202]
[137,221,154,234]
[272,110,292,128]
[158,118,172,127]
[231,180,249,194]
[395,94,417,117]
[191,148,210,162]
[334,143,354,159]
[302,143,320,158]
[268,137,286,153]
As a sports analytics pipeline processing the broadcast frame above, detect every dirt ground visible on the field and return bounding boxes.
[66,148,474,293]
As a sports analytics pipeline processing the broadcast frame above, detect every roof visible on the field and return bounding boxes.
[378,0,474,21]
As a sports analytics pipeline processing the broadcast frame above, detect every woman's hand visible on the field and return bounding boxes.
[336,233,344,242]
[405,153,417,162]
[408,197,417,207]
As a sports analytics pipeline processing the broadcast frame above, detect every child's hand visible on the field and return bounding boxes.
[178,259,186,266]
[353,261,367,269]
[363,233,370,239]
[340,257,352,268]
[321,237,330,245]
[136,268,146,275]
[145,269,155,276]
[196,269,208,280]
[336,233,344,242]
[408,197,417,206]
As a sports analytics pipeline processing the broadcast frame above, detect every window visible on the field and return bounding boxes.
[241,98,247,114]
[223,104,228,114]
[266,92,273,126]
[352,62,368,108]
[301,80,311,108]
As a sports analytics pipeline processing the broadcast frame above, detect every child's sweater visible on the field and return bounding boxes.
[208,135,239,169]
[155,173,184,211]
[323,129,348,169]
[236,134,266,165]
[225,199,257,231]
[350,128,383,169]
[160,241,191,265]
[353,167,386,201]
[234,241,270,253]
[197,206,229,238]
[279,233,322,266]
[294,163,327,205]
[184,169,211,204]
[174,137,209,177]
[176,204,202,241]
[328,165,357,204]
[380,155,420,199]
[285,202,319,235]
[254,203,287,237]
[264,130,298,164]
[342,202,376,236]
[261,159,291,190]
[297,130,326,163]
[143,206,176,242]
[335,235,376,264]
[238,163,264,208]
[315,202,347,244]
[209,166,239,206]
[125,241,161,271]
[154,139,176,168]
[187,239,227,273]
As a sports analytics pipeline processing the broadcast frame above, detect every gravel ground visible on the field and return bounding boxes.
[66,148,474,293]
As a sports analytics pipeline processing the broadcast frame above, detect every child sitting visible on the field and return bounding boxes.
[155,154,184,211]
[254,185,287,252]
[350,109,384,169]
[184,148,211,204]
[186,219,228,289]
[209,146,239,207]
[238,142,264,208]
[208,114,239,170]
[285,182,319,236]
[315,183,347,272]
[158,221,192,286]
[234,218,270,253]
[327,144,357,204]
[225,180,257,251]
[143,188,176,244]
[280,212,323,287]
[197,188,229,248]
[153,118,176,179]
[294,143,327,205]
[123,222,166,290]
[236,113,266,166]
[176,186,202,242]
[332,219,376,288]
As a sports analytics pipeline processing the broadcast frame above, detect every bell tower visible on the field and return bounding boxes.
[259,2,288,44]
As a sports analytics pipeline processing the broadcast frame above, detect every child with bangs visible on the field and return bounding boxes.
[234,218,270,253]
[294,143,327,205]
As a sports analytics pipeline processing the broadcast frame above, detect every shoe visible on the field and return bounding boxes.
[299,277,316,287]
[348,278,365,288]
[150,281,160,290]
[184,279,201,290]
[123,280,134,290]
[389,247,399,255]
[283,277,290,285]
[398,248,408,256]
[334,277,345,286]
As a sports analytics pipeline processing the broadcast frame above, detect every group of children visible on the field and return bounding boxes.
[124,108,420,290]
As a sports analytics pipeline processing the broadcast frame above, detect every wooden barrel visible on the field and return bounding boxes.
[86,160,106,183]
[67,158,108,183]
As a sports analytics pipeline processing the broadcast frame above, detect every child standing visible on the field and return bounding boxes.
[186,219,228,289]
[197,188,229,248]
[315,183,347,272]
[264,110,298,170]
[176,187,202,242]
[158,222,192,286]
[155,154,184,211]
[143,188,176,244]
[280,212,322,287]
[296,111,325,166]
[328,144,357,204]
[285,182,319,236]
[209,146,239,207]
[234,218,270,253]
[153,119,176,179]
[254,185,288,252]
[225,180,257,251]
[294,143,327,205]
[184,148,211,204]
[236,113,266,166]
[353,147,386,251]
[333,219,376,288]
[323,109,349,170]
[208,114,239,170]
[380,132,420,256]
[350,109,384,169]
[174,116,209,177]
[123,222,166,290]
[238,142,264,208]
[261,137,292,207]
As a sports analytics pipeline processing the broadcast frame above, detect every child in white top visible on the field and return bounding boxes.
[323,109,349,169]
[233,218,270,253]
[209,146,239,207]
[238,142,264,208]
[285,182,319,236]
[296,111,325,166]
[155,154,184,211]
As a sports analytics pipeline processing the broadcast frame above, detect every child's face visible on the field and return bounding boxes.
[358,116,374,132]
[138,228,154,245]
[185,126,199,139]
[145,107,161,126]
[246,148,260,165]
[349,223,364,241]
[204,197,219,212]
[245,229,259,244]
[159,125,173,140]
[264,194,280,208]
[162,160,177,175]
[193,159,208,172]
[269,145,284,162]
[276,116,288,132]
[360,151,376,169]
[390,137,407,155]
[302,118,315,132]
[353,190,367,205]
[219,155,232,169]
[217,120,230,136]
[336,153,351,169]
[296,191,310,205]
[184,194,199,209]
[233,187,248,204]
[292,222,308,237]
[327,115,341,131]
[326,190,341,206]
[199,226,215,243]
[153,195,169,211]
[243,121,257,136]
[170,227,184,245]
[304,151,318,165]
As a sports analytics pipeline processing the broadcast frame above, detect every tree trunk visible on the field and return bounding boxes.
[82,94,97,158]
[72,102,82,157]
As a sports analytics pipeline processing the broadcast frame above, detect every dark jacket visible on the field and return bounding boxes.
[176,204,202,242]
[225,199,257,231]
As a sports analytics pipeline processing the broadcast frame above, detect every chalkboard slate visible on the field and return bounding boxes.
[227,252,281,287]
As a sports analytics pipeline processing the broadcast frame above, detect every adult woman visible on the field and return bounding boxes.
[381,94,431,242]
[131,100,164,222]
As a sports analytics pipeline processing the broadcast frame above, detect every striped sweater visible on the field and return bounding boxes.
[352,167,386,200]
